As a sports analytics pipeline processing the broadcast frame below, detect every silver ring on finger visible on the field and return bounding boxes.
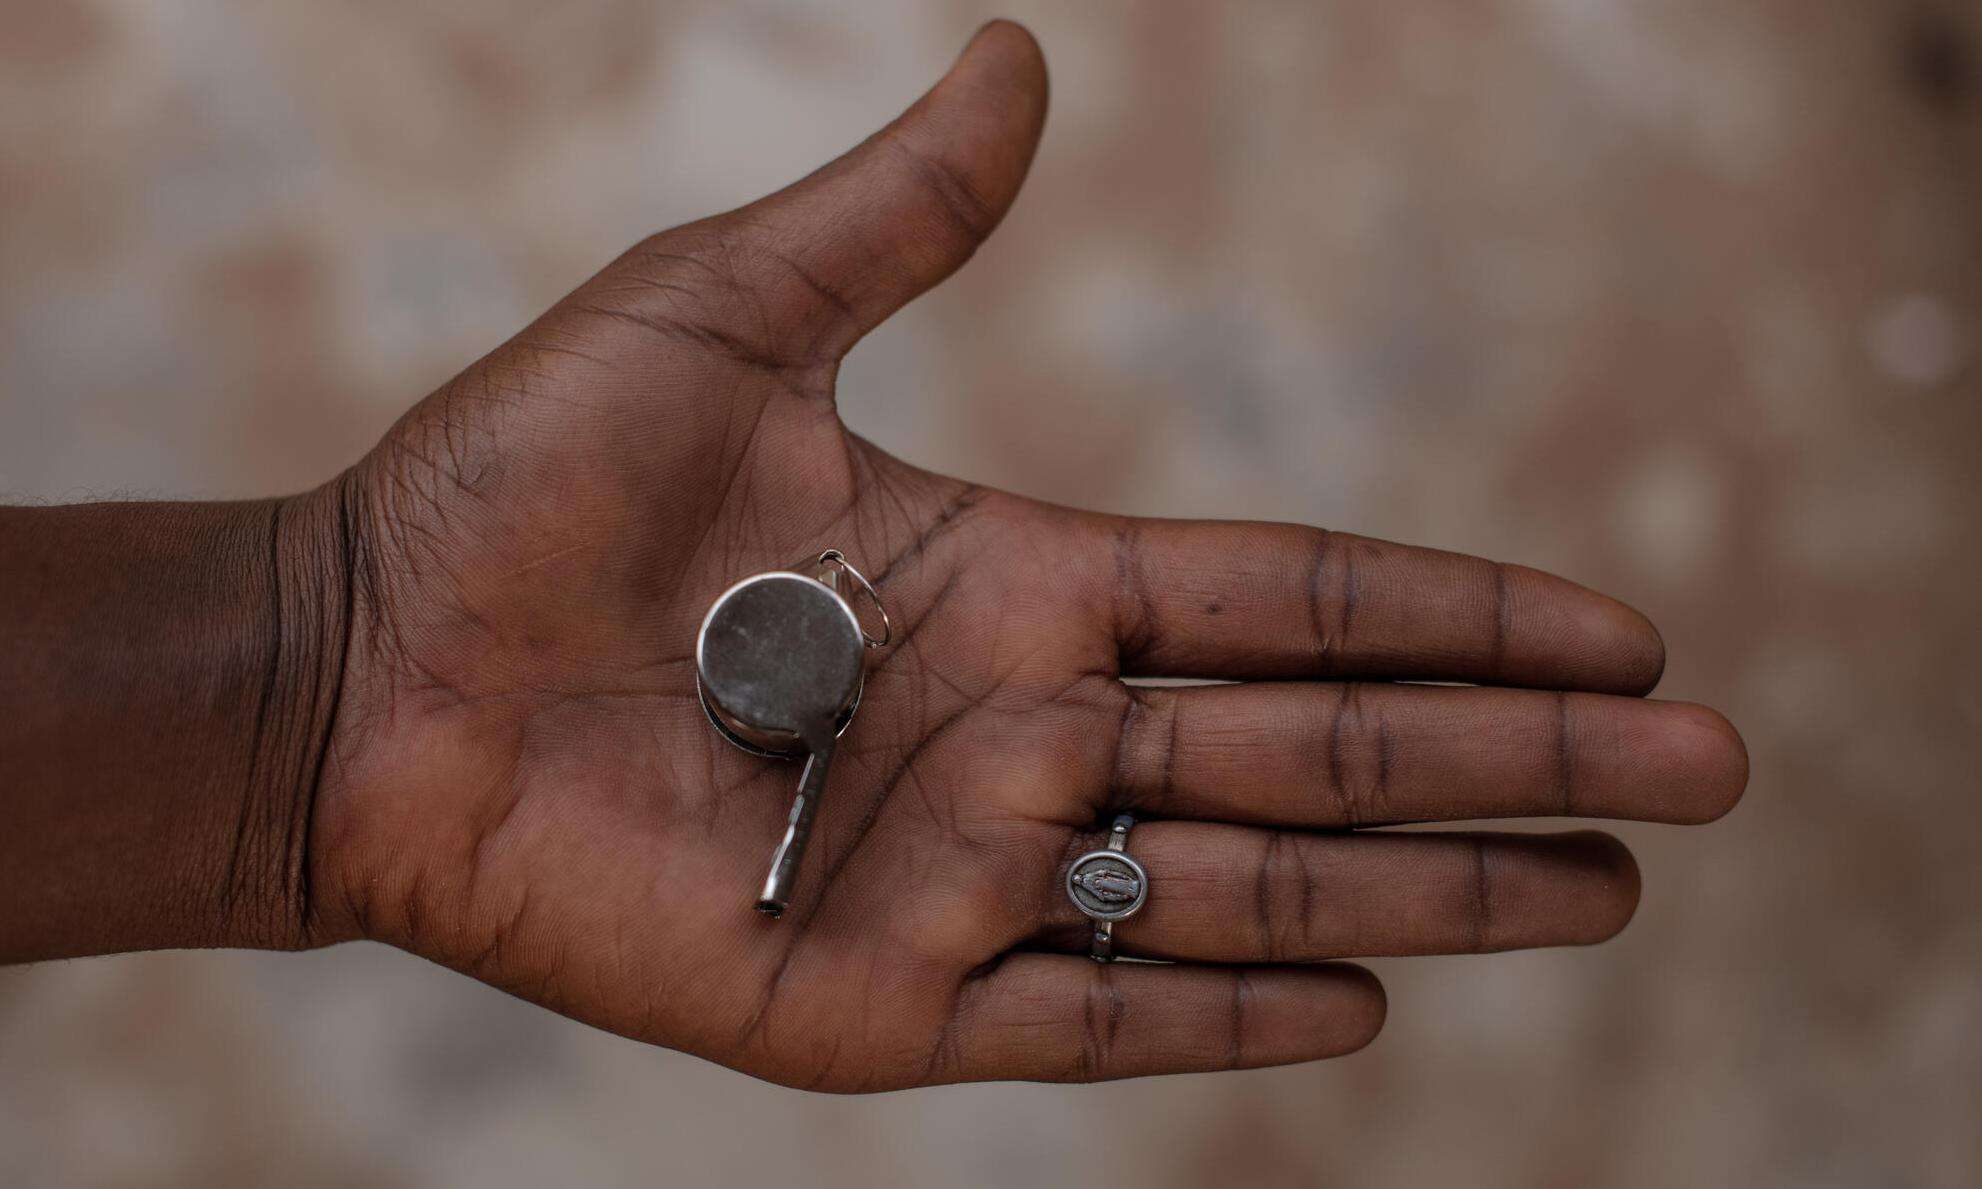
[1065,814,1149,962]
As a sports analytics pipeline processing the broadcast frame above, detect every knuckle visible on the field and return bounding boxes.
[1255,832,1286,961]
[1303,526,1353,669]
[1226,970,1253,1070]
[883,133,998,246]
[1464,836,1494,953]
[1324,683,1393,826]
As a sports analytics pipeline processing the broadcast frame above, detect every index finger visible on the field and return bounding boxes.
[1089,517,1665,693]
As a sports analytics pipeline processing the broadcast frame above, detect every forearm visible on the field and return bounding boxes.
[0,482,354,961]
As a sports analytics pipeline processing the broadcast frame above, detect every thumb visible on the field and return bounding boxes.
[637,21,1049,365]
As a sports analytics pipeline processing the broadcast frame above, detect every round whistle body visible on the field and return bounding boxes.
[694,571,866,756]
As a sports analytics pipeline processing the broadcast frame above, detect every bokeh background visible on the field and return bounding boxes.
[3,1,1979,1185]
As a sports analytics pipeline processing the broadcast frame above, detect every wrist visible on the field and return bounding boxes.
[233,476,364,950]
[0,488,361,960]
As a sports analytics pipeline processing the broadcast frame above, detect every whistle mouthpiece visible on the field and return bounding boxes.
[757,847,797,916]
[756,746,827,921]
[757,837,801,919]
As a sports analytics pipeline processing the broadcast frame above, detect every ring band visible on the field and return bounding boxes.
[1065,814,1149,962]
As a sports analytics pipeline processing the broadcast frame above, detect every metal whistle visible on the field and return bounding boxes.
[694,550,888,918]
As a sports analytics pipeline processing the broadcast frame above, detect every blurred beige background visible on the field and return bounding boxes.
[3,1,1979,1185]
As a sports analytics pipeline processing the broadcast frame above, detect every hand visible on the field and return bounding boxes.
[302,21,1747,1090]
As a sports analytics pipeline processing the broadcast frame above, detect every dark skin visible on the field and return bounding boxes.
[0,23,1747,1090]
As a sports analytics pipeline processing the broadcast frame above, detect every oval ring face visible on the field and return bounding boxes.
[1065,850,1149,922]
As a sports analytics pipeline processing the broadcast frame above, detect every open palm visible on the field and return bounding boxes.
[303,23,1746,1091]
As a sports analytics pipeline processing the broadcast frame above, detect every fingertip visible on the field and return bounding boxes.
[941,19,1050,131]
[1326,963,1388,1056]
[1559,830,1642,943]
[966,18,1045,62]
[1485,830,1640,948]
[1614,601,1666,694]
[1570,588,1666,696]
[1571,828,1642,893]
[1500,563,1665,695]
[1257,963,1387,1061]
[1664,701,1751,823]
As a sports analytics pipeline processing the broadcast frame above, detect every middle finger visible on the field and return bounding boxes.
[1108,681,1747,828]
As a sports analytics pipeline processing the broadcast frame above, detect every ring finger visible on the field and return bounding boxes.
[1036,823,1639,963]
